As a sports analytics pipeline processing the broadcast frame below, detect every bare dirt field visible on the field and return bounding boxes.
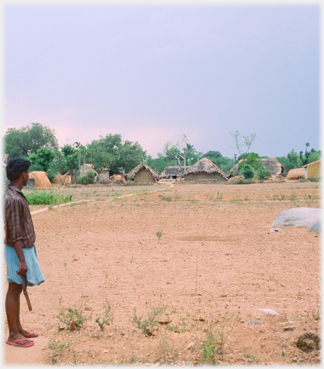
[3,180,321,365]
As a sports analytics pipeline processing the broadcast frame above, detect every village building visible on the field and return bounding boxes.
[80,164,99,182]
[98,168,110,183]
[303,159,320,180]
[227,157,284,178]
[183,158,228,181]
[126,163,159,183]
[160,166,191,180]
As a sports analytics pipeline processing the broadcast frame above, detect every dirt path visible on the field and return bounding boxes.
[3,181,321,365]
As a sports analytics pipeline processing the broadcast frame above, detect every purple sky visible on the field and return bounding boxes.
[4,5,319,158]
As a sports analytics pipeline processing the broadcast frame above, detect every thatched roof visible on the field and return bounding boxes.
[160,166,191,177]
[227,157,284,178]
[126,163,160,179]
[184,158,228,180]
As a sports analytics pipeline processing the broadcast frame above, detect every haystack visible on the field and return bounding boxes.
[287,168,305,180]
[110,174,126,183]
[29,171,52,188]
[184,158,228,181]
[52,174,71,185]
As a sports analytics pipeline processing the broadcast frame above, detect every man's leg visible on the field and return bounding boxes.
[15,289,38,338]
[5,282,33,346]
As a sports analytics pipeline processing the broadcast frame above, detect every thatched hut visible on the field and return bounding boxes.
[183,158,228,181]
[287,168,306,180]
[160,166,191,179]
[227,157,284,178]
[126,163,159,183]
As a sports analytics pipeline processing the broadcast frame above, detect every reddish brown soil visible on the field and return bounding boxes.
[3,181,321,365]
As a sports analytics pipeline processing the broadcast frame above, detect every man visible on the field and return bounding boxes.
[3,158,45,348]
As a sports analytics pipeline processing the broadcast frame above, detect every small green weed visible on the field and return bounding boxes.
[162,195,172,202]
[56,297,91,331]
[289,194,298,201]
[247,354,259,363]
[131,306,166,336]
[156,231,163,239]
[95,301,114,331]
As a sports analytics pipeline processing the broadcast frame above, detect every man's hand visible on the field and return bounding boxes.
[16,261,28,276]
[13,240,27,276]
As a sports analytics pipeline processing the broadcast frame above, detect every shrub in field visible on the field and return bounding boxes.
[309,175,321,182]
[230,178,253,185]
[56,297,91,331]
[77,171,96,185]
[25,191,72,205]
[241,165,255,179]
[47,168,58,183]
[95,301,114,331]
[131,306,166,336]
[257,167,271,180]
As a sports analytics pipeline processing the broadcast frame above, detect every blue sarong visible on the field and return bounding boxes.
[4,244,45,286]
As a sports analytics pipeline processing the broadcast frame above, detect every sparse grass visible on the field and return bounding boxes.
[289,194,298,201]
[48,337,71,363]
[95,301,114,331]
[201,313,238,364]
[247,354,259,363]
[162,195,172,202]
[131,306,166,336]
[230,178,254,185]
[155,336,179,364]
[56,296,91,331]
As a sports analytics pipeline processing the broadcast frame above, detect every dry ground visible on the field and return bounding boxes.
[3,180,321,365]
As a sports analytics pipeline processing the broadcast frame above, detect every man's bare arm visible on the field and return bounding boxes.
[12,240,27,276]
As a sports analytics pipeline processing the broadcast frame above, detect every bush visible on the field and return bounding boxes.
[77,171,96,185]
[257,167,271,180]
[230,178,254,185]
[47,169,58,183]
[241,165,255,179]
[25,191,72,205]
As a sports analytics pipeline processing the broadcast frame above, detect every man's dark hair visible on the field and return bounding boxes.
[6,158,31,181]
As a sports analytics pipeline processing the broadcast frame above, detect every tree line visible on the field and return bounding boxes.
[3,123,321,183]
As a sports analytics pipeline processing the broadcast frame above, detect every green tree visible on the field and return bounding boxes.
[146,155,170,174]
[87,134,146,174]
[28,147,55,172]
[286,149,303,171]
[241,165,255,179]
[203,151,235,173]
[307,151,320,164]
[238,152,263,172]
[229,130,256,166]
[61,144,79,183]
[204,151,222,160]
[4,122,58,158]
